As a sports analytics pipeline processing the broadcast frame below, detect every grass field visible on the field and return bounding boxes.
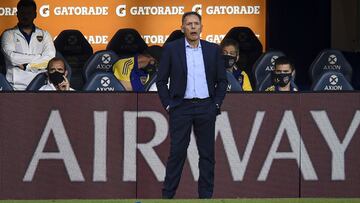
[1,199,360,203]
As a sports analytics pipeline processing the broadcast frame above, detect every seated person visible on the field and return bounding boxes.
[266,56,298,92]
[220,38,252,91]
[39,57,74,91]
[1,0,55,90]
[113,45,162,92]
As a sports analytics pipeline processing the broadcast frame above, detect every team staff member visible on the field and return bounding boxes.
[39,57,74,91]
[156,11,227,199]
[1,0,55,90]
[220,38,252,91]
[266,56,298,92]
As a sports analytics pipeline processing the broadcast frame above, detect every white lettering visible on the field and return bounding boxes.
[258,111,318,181]
[54,6,108,16]
[130,6,184,16]
[142,35,168,44]
[96,87,115,91]
[324,86,343,91]
[84,35,109,45]
[23,110,84,182]
[123,111,168,181]
[311,110,360,180]
[93,111,108,182]
[206,6,261,15]
[216,111,265,181]
[0,7,17,16]
[206,35,225,44]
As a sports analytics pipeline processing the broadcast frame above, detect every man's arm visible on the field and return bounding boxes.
[156,44,171,109]
[214,45,228,106]
[28,30,56,70]
[1,31,42,67]
[1,30,55,70]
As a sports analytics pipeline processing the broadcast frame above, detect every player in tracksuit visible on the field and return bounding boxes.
[1,0,55,90]
[112,45,162,92]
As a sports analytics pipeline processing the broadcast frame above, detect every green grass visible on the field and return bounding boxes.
[1,199,360,203]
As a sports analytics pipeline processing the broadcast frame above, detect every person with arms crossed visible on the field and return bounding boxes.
[1,0,55,90]
[156,11,227,199]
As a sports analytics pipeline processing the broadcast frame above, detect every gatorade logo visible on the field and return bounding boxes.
[39,5,50,17]
[192,4,202,15]
[116,5,126,17]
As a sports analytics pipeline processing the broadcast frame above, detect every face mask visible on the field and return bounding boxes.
[48,71,65,86]
[143,62,158,74]
[223,55,237,69]
[272,72,292,87]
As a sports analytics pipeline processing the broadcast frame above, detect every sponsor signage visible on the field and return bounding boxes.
[0,0,266,51]
[0,93,359,199]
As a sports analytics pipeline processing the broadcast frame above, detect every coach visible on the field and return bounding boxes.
[156,11,227,199]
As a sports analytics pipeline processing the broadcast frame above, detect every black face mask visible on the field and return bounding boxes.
[223,55,237,69]
[143,62,158,74]
[48,71,65,86]
[272,72,292,87]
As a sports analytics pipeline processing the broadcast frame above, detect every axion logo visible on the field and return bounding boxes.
[39,5,50,17]
[101,76,111,87]
[116,5,126,17]
[328,55,337,65]
[192,4,202,15]
[101,54,111,64]
[271,56,279,66]
[329,75,338,85]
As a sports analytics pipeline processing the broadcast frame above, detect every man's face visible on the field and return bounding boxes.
[17,6,36,27]
[48,60,66,75]
[274,64,292,74]
[222,45,238,58]
[181,14,202,43]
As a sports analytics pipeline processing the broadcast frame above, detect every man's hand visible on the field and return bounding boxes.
[215,103,221,115]
[56,76,70,91]
[17,64,25,70]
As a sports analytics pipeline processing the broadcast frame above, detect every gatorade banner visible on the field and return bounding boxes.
[0,0,266,51]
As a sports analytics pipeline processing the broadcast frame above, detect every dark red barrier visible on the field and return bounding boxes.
[0,92,359,199]
[0,93,138,199]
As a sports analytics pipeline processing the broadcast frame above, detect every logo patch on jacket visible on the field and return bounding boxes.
[140,75,148,85]
[36,35,44,42]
